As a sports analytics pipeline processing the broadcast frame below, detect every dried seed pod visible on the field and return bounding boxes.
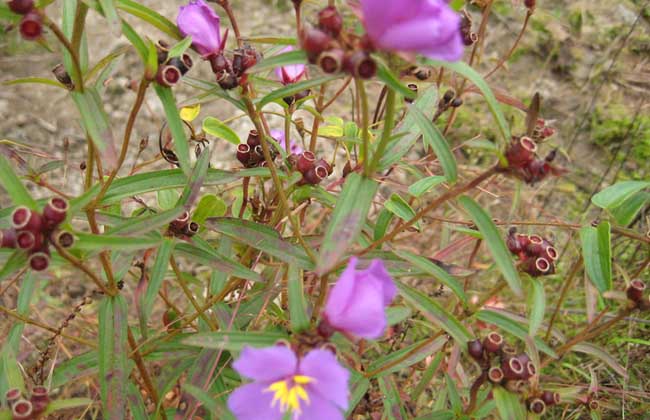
[501,356,525,380]
[16,230,39,250]
[318,48,345,74]
[488,366,504,384]
[29,252,50,271]
[183,221,199,237]
[246,130,261,147]
[505,136,537,168]
[345,51,377,79]
[528,398,546,415]
[236,143,252,166]
[627,279,646,303]
[11,399,33,420]
[297,151,316,174]
[52,63,74,90]
[54,231,75,248]
[5,388,22,408]
[315,159,333,176]
[170,211,190,232]
[8,0,34,14]
[301,27,332,62]
[483,331,504,353]
[541,390,560,406]
[504,379,527,393]
[19,10,42,40]
[467,339,484,361]
[304,164,329,185]
[30,386,49,415]
[544,245,559,261]
[209,53,230,74]
[12,206,42,232]
[588,399,599,411]
[318,6,343,37]
[43,197,68,229]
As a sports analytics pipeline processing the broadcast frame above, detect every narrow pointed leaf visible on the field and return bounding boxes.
[258,76,339,107]
[203,117,241,145]
[411,107,457,183]
[288,266,310,332]
[250,49,307,73]
[580,221,612,294]
[182,331,289,351]
[493,387,526,420]
[98,296,128,419]
[395,250,466,303]
[591,180,650,210]
[0,155,36,208]
[475,309,556,357]
[154,84,191,176]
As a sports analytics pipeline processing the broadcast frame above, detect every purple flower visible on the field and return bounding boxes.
[177,0,222,57]
[322,257,397,340]
[271,129,303,155]
[228,345,349,420]
[274,46,306,85]
[360,0,464,61]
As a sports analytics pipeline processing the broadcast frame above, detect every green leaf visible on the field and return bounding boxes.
[202,117,241,145]
[445,373,462,413]
[408,176,446,198]
[572,343,627,378]
[182,384,230,417]
[42,398,93,416]
[0,252,28,283]
[424,60,510,144]
[250,49,307,73]
[168,36,193,58]
[73,232,161,251]
[98,0,121,35]
[395,281,472,347]
[70,88,117,168]
[141,239,174,326]
[154,84,191,176]
[258,76,339,107]
[580,221,612,294]
[493,387,526,420]
[475,310,557,357]
[528,278,545,336]
[288,266,310,332]
[459,196,522,297]
[376,61,416,100]
[379,376,407,420]
[157,189,179,210]
[177,144,212,208]
[110,207,185,236]
[395,250,467,304]
[192,194,226,225]
[0,155,37,208]
[373,209,393,242]
[411,107,457,183]
[174,242,263,282]
[368,336,446,377]
[384,194,421,231]
[98,296,128,418]
[205,217,314,270]
[2,77,65,89]
[182,331,289,351]
[317,173,378,274]
[121,20,148,62]
[610,192,650,226]
[116,0,181,39]
[591,180,650,210]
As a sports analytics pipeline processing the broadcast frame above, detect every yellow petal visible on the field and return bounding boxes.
[180,104,200,122]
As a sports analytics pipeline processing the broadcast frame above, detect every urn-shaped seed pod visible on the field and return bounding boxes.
[588,399,599,411]
[483,331,503,353]
[528,398,546,415]
[183,221,199,237]
[488,366,504,383]
[505,136,537,167]
[54,231,75,248]
[43,197,69,229]
[541,390,560,406]
[627,279,646,303]
[301,27,332,62]
[5,388,22,408]
[16,230,39,250]
[246,130,261,147]
[297,151,316,174]
[12,206,42,232]
[1,229,17,248]
[318,6,343,37]
[504,379,527,393]
[156,65,182,87]
[209,52,230,74]
[344,51,377,79]
[544,245,559,261]
[170,211,190,232]
[236,143,252,166]
[304,165,329,185]
[526,234,545,255]
[29,252,50,271]
[11,399,33,420]
[315,159,333,176]
[502,356,525,380]
[8,0,34,14]
[30,386,50,415]
[318,48,345,74]
[467,339,484,361]
[19,10,42,40]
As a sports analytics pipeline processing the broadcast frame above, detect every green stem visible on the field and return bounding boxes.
[355,78,371,176]
[368,87,397,174]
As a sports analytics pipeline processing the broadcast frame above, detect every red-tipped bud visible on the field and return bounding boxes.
[237,143,252,166]
[246,130,261,147]
[627,279,646,303]
[541,390,560,406]
[483,331,503,353]
[29,252,50,271]
[12,206,42,232]
[19,10,42,40]
[301,28,332,63]
[318,6,343,37]
[11,399,33,420]
[488,366,504,383]
[170,211,190,232]
[183,221,199,237]
[318,48,344,74]
[304,165,328,185]
[297,151,316,174]
[5,388,21,408]
[8,0,34,14]
[505,136,537,168]
[156,65,182,87]
[209,53,230,74]
[502,356,525,380]
[542,126,555,138]
[54,231,75,248]
[43,197,68,228]
[344,51,377,79]
[467,339,484,361]
[1,229,17,248]
[528,398,546,415]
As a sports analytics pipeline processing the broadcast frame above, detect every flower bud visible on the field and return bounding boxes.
[8,0,33,14]
[297,151,316,174]
[627,279,646,303]
[19,10,42,40]
[483,331,503,353]
[506,228,522,254]
[156,65,182,87]
[541,390,560,406]
[170,211,190,232]
[183,221,199,237]
[506,136,537,168]
[209,52,230,74]
[1,229,17,248]
[11,399,33,420]
[43,197,68,229]
[54,231,75,248]
[246,130,261,147]
[12,206,42,232]
[236,143,251,166]
[318,6,343,37]
[5,388,21,408]
[528,398,546,415]
[301,27,332,63]
[524,0,536,9]
[467,339,484,361]
[502,356,525,380]
[488,366,504,384]
[345,51,377,79]
[318,48,345,74]
[29,252,50,271]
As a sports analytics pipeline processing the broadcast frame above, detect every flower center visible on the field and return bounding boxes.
[265,375,314,415]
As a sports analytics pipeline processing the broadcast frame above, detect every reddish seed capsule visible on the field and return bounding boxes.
[526,234,545,255]
[502,356,525,380]
[54,231,75,248]
[588,399,599,411]
[318,48,345,74]
[11,399,33,420]
[301,28,332,63]
[209,53,230,74]
[524,0,536,9]
[544,245,559,261]
[169,55,192,76]
[297,151,316,174]
[467,339,484,361]
[488,366,504,384]
[528,398,546,415]
[505,136,537,168]
[19,10,42,40]
[345,51,377,79]
[236,143,252,166]
[517,354,536,379]
[156,65,182,87]
[541,390,560,406]
[627,279,646,303]
[315,159,333,176]
[5,388,21,408]
[170,211,190,232]
[12,206,42,232]
[43,197,68,228]
[318,6,343,37]
[483,331,504,353]
[8,0,34,14]
[30,386,49,415]
[16,230,38,250]
[29,252,50,271]
[1,229,17,248]
[246,130,261,147]
[183,221,199,237]
[535,257,552,274]
[304,165,329,185]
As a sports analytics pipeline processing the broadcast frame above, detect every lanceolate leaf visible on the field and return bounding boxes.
[116,0,181,39]
[591,180,650,210]
[368,336,447,377]
[182,331,289,351]
[98,296,128,419]
[317,173,378,274]
[174,242,263,283]
[376,61,417,100]
[384,194,421,231]
[493,387,526,420]
[250,49,307,73]
[411,107,457,183]
[203,117,241,145]
[528,277,546,336]
[580,221,612,294]
[288,266,310,332]
[154,84,191,176]
[141,239,174,326]
[0,155,37,209]
[258,76,339,107]
[459,196,523,297]
[395,281,472,348]
[572,343,628,378]
[395,250,467,304]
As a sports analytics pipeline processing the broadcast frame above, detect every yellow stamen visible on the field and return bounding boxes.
[265,375,314,415]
